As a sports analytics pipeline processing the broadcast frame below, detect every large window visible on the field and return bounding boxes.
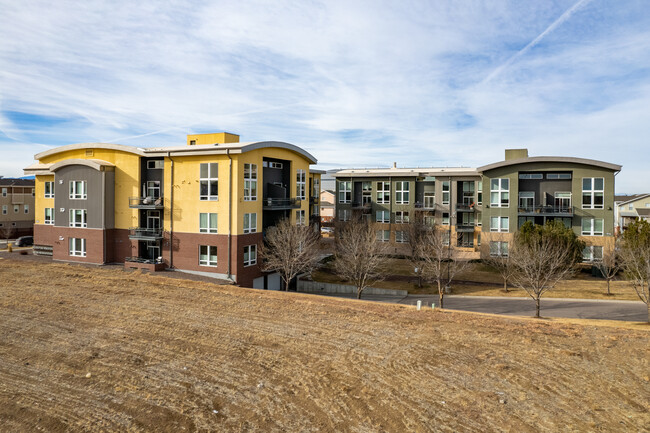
[395,181,409,204]
[477,181,483,205]
[490,241,508,257]
[362,181,372,205]
[490,216,509,232]
[442,181,450,204]
[582,246,603,262]
[146,181,161,199]
[1,205,6,215]
[200,163,218,201]
[582,178,604,209]
[200,213,218,233]
[296,169,306,200]
[424,192,435,209]
[243,245,257,266]
[490,178,509,207]
[244,213,257,233]
[296,210,305,226]
[376,230,390,242]
[395,211,409,224]
[199,245,218,267]
[1,188,6,197]
[376,182,390,204]
[376,210,390,223]
[442,212,449,225]
[69,238,86,257]
[339,181,351,204]
[395,231,408,243]
[69,181,87,199]
[44,208,54,225]
[24,204,29,214]
[69,209,87,228]
[244,164,257,201]
[44,181,54,198]
[581,218,603,236]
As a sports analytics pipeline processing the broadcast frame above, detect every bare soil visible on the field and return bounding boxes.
[0,258,648,432]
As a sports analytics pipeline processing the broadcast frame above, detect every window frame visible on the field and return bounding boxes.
[376,182,390,204]
[243,213,257,233]
[338,181,351,204]
[376,210,390,223]
[199,163,218,201]
[395,181,410,205]
[490,216,509,232]
[376,230,390,242]
[69,180,87,200]
[395,211,409,224]
[44,208,54,225]
[296,209,306,226]
[200,213,218,233]
[69,209,87,228]
[581,218,604,236]
[69,238,86,257]
[490,178,509,208]
[199,245,218,267]
[243,244,257,266]
[296,169,306,200]
[582,177,604,209]
[489,241,509,257]
[44,181,54,198]
[244,163,258,201]
[442,181,450,205]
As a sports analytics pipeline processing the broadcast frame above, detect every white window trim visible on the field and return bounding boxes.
[44,181,54,198]
[582,177,604,209]
[44,208,54,225]
[490,241,509,257]
[199,245,218,267]
[69,238,86,257]
[442,181,450,205]
[296,210,306,226]
[200,213,218,233]
[376,182,390,204]
[296,169,306,200]
[244,163,257,201]
[244,213,257,233]
[490,178,509,208]
[395,181,409,205]
[490,216,509,233]
[581,218,604,236]
[395,211,409,224]
[376,210,390,223]
[199,163,218,201]
[377,230,390,242]
[69,181,87,200]
[339,181,351,204]
[243,244,257,266]
[69,209,87,228]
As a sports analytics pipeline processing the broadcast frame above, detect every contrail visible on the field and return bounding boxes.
[481,0,594,85]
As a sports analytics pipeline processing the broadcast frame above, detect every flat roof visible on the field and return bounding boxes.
[334,167,478,178]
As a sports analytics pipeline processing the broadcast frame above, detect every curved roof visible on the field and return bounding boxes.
[35,143,146,159]
[50,159,115,172]
[478,156,621,173]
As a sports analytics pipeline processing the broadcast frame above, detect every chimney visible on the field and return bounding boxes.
[505,149,528,160]
[392,162,397,169]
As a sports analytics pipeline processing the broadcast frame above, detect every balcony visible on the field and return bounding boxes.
[518,205,573,217]
[129,196,164,209]
[263,197,301,210]
[414,202,436,211]
[457,241,474,248]
[129,227,164,240]
[456,204,477,212]
[456,224,476,232]
[352,201,372,214]
[310,196,319,205]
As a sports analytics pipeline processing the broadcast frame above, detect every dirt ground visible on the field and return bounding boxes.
[0,258,648,432]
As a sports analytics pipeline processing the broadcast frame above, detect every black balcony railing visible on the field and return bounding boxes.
[414,202,436,210]
[128,227,164,240]
[518,205,573,215]
[456,203,477,212]
[457,241,474,248]
[310,196,319,205]
[263,197,301,209]
[456,224,475,232]
[129,196,164,208]
[351,201,372,213]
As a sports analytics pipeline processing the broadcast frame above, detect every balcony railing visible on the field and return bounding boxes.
[457,241,474,248]
[129,196,164,209]
[125,256,163,264]
[456,203,477,212]
[414,202,436,211]
[128,227,164,240]
[456,224,476,232]
[518,205,573,216]
[263,197,301,209]
[351,202,372,213]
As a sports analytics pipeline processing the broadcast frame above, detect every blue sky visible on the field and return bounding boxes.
[1,0,649,192]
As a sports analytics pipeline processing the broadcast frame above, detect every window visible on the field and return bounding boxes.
[518,173,543,179]
[69,238,86,257]
[424,216,435,226]
[490,216,509,232]
[199,245,218,267]
[190,140,196,145]
[147,160,164,169]
[44,182,54,198]
[477,181,483,205]
[69,209,87,228]
[296,210,305,226]
[296,169,306,200]
[424,192,435,208]
[582,178,604,209]
[339,181,351,203]
[44,208,54,225]
[442,212,449,225]
[476,211,482,226]
[395,211,409,224]
[462,181,475,205]
[14,205,19,213]
[461,212,474,226]
[269,161,283,169]
[376,182,390,204]
[629,204,634,210]
[490,179,509,207]
[376,210,390,223]
[547,173,571,179]
[146,181,161,199]
[376,230,390,242]
[244,164,257,201]
[243,245,257,266]
[490,241,509,257]
[519,192,534,211]
[442,231,450,246]
[24,204,29,214]
[362,181,372,205]
[582,246,603,262]
[1,205,6,215]
[200,163,218,201]
[395,231,408,243]
[338,209,351,222]
[69,181,87,199]
[581,218,603,236]
[32,188,35,197]
[243,213,257,233]
[200,213,218,233]
[395,181,409,204]
[442,181,450,204]
[313,177,320,198]
[1,188,6,197]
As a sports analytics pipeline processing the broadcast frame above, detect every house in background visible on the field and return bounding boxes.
[614,194,650,234]
[320,189,335,223]
[24,132,320,289]
[0,177,35,238]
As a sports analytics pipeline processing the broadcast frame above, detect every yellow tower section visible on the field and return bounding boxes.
[186,133,240,146]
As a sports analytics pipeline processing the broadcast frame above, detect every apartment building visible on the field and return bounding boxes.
[334,164,483,258]
[24,132,320,288]
[479,149,620,261]
[335,149,621,262]
[614,194,650,234]
[0,178,35,238]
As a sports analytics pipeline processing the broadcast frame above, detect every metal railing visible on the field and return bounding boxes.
[518,205,573,215]
[128,227,163,239]
[129,196,164,208]
[414,202,436,210]
[263,197,301,208]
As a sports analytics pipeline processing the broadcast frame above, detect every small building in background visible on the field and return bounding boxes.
[0,177,35,239]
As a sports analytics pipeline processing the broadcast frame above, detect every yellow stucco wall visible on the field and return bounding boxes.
[34,175,54,225]
[186,132,239,145]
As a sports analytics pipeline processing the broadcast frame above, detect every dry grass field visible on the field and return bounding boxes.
[0,258,648,432]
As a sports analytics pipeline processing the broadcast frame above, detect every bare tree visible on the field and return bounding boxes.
[334,216,389,299]
[482,243,515,292]
[415,228,469,309]
[1,226,15,243]
[510,221,584,318]
[594,242,621,296]
[259,217,322,291]
[620,220,650,322]
[406,214,431,288]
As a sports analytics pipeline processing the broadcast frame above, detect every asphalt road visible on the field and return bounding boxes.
[312,292,648,322]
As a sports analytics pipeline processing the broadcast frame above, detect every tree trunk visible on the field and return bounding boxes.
[503,278,509,293]
[535,298,540,318]
[438,280,444,309]
[357,287,362,299]
[647,301,649,324]
[606,279,611,296]
[284,278,290,292]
